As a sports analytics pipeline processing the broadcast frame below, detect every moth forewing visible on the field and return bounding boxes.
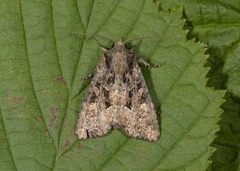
[76,40,160,141]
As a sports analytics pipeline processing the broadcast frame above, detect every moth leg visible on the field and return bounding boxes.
[126,39,143,51]
[138,58,166,69]
[80,73,94,81]
[91,36,108,52]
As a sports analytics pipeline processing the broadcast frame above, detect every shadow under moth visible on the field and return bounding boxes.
[76,40,160,141]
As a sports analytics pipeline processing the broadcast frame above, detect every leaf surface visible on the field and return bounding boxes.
[0,1,224,171]
[160,0,240,170]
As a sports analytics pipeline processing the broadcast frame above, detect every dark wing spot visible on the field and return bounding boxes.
[126,90,133,109]
[104,53,112,68]
[107,72,115,84]
[123,74,128,83]
[127,54,134,69]
[123,70,133,84]
[95,82,101,88]
[86,130,90,138]
[137,81,142,89]
[103,88,110,108]
[140,92,147,104]
[89,91,97,103]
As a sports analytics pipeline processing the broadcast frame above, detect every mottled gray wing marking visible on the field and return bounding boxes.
[76,41,160,141]
[119,62,159,141]
[75,57,111,139]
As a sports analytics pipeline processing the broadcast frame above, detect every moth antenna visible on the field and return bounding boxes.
[91,35,111,51]
[124,35,162,51]
[90,34,115,43]
[91,36,105,49]
[124,35,158,43]
[127,39,143,51]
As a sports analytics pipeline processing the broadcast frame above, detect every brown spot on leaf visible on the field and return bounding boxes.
[4,95,24,105]
[0,134,7,144]
[36,116,44,123]
[78,143,85,149]
[64,139,71,147]
[55,76,66,86]
[136,147,147,159]
[49,107,60,128]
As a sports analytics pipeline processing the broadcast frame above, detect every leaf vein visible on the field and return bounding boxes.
[123,0,146,40]
[20,0,57,163]
[91,0,121,38]
[0,108,17,171]
[97,138,128,171]
[150,97,213,171]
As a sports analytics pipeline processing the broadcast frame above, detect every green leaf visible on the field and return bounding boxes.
[224,45,240,97]
[161,0,240,89]
[208,94,240,171]
[159,0,240,170]
[0,0,224,171]
[161,0,240,53]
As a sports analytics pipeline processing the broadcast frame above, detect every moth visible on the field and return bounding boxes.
[75,40,160,141]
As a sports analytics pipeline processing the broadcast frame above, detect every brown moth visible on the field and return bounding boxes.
[75,40,160,141]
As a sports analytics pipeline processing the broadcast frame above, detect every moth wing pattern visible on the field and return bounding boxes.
[76,40,160,141]
[117,62,160,141]
[75,57,111,139]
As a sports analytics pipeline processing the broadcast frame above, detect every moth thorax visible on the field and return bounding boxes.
[112,53,128,77]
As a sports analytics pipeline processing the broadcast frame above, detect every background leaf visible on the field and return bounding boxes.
[0,0,224,171]
[160,0,240,170]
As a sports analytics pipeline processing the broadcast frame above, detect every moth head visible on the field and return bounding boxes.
[114,39,124,48]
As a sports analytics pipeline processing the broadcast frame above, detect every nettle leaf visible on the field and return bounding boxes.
[224,45,240,97]
[161,0,240,54]
[0,1,224,171]
[161,0,240,89]
[210,94,240,171]
[160,0,240,170]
